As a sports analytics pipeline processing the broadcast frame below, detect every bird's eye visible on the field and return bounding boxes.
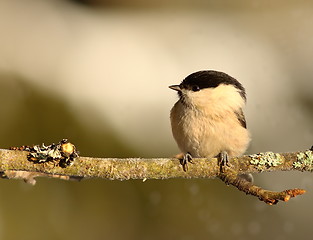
[192,85,200,92]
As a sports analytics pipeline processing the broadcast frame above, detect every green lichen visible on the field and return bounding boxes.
[249,152,283,170]
[293,150,313,171]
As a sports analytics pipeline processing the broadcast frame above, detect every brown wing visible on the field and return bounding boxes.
[235,109,247,128]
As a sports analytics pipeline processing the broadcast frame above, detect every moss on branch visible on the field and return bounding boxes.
[1,149,312,179]
[0,147,311,204]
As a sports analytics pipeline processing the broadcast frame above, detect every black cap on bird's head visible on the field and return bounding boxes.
[169,70,246,100]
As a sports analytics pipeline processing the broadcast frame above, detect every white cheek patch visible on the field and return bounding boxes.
[192,85,245,110]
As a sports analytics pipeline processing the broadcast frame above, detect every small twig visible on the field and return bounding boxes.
[2,170,81,185]
[218,166,306,205]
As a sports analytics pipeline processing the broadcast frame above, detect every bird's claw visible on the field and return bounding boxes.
[219,151,230,166]
[218,151,231,172]
[180,152,193,171]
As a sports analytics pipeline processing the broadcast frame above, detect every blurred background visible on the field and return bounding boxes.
[0,0,313,239]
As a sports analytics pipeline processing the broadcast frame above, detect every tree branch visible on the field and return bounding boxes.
[0,146,312,204]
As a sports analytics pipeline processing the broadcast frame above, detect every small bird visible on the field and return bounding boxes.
[169,70,250,171]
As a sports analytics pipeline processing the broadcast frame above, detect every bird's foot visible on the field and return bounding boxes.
[180,152,193,172]
[218,151,230,167]
[218,151,232,173]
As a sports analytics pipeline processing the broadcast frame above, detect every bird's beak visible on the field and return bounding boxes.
[169,85,181,91]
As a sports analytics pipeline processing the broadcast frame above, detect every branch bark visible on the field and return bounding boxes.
[0,147,312,204]
[1,148,312,179]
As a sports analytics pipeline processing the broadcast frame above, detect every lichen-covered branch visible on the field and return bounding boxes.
[1,149,313,179]
[0,147,312,204]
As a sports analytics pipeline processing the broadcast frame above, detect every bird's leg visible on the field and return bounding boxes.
[218,151,230,167]
[180,152,193,172]
[218,151,254,182]
[218,151,231,173]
